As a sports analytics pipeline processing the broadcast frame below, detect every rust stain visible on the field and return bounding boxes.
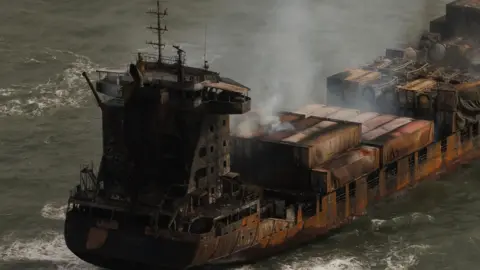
[355,177,368,215]
[318,146,379,187]
[241,213,260,228]
[212,232,238,259]
[192,238,217,266]
[86,227,108,250]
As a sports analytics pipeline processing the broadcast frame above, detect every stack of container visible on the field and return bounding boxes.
[231,104,436,196]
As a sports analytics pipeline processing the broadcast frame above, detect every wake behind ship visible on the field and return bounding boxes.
[65,1,480,269]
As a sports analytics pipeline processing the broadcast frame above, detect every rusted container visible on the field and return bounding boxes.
[277,111,305,122]
[294,104,326,117]
[362,117,413,141]
[362,114,397,134]
[430,15,447,37]
[435,111,457,136]
[260,117,323,141]
[396,78,437,109]
[294,104,342,118]
[281,117,362,167]
[436,83,458,112]
[310,146,380,193]
[231,116,361,190]
[326,69,382,104]
[446,0,480,37]
[363,120,435,165]
[324,108,361,121]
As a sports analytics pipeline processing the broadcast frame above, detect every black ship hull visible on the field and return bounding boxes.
[64,210,199,270]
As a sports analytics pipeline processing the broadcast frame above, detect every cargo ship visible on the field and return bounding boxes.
[64,1,480,269]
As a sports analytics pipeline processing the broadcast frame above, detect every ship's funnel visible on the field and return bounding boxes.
[428,43,446,62]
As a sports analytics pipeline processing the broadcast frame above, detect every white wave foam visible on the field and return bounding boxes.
[281,256,367,270]
[0,49,98,117]
[371,212,435,232]
[384,244,430,270]
[0,231,80,264]
[41,203,67,221]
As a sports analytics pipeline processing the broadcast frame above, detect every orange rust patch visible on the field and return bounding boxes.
[86,227,108,250]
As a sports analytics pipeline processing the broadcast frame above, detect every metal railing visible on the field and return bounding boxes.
[138,52,179,65]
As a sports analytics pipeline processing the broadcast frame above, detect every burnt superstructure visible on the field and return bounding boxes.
[65,1,480,269]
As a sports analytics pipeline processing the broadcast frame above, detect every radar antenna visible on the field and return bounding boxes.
[203,24,209,70]
[146,0,168,63]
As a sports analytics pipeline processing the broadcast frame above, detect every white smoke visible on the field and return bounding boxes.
[230,0,447,136]
[231,0,320,135]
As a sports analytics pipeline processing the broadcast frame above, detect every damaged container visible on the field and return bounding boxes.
[363,120,435,165]
[230,116,361,190]
[310,146,380,194]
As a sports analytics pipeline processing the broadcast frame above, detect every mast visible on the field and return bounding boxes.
[203,24,209,70]
[147,0,168,63]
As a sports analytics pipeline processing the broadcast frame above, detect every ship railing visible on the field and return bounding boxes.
[137,52,179,65]
[73,163,100,201]
[330,132,480,205]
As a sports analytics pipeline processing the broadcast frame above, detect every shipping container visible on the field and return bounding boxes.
[295,105,343,118]
[435,111,457,137]
[430,15,447,37]
[363,120,435,165]
[436,83,458,112]
[310,146,380,193]
[446,0,480,38]
[230,117,362,190]
[324,108,361,121]
[294,104,326,117]
[260,117,323,141]
[362,114,397,134]
[277,111,305,122]
[362,117,413,141]
[396,78,437,109]
[282,117,362,167]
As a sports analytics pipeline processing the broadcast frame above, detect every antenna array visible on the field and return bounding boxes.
[146,0,168,62]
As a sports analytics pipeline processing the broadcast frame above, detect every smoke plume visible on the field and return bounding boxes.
[231,0,448,136]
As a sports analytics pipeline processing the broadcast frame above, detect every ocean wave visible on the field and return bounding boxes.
[371,212,435,232]
[0,48,98,117]
[280,256,367,270]
[0,231,89,268]
[41,203,67,221]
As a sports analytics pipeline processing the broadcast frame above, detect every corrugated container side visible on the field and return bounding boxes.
[325,108,361,121]
[310,168,330,194]
[305,123,362,167]
[320,146,380,188]
[230,136,312,190]
[366,120,435,165]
